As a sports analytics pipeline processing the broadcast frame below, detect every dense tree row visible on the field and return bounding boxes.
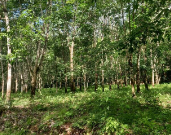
[0,0,171,103]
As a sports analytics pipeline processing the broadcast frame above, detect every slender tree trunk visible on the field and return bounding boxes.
[70,40,75,92]
[116,75,120,89]
[65,68,67,93]
[60,72,62,89]
[1,74,5,98]
[15,75,18,93]
[77,77,79,88]
[151,49,155,87]
[136,47,141,93]
[83,69,87,92]
[124,60,128,87]
[83,76,86,91]
[124,76,127,86]
[0,41,5,98]
[25,84,28,93]
[102,70,104,92]
[143,47,149,90]
[79,77,82,91]
[3,3,12,103]
[21,74,24,93]
[101,57,104,92]
[86,76,89,89]
[109,77,112,91]
[56,79,58,93]
[154,57,160,84]
[1,65,5,98]
[128,54,136,97]
[95,71,98,91]
[155,71,160,84]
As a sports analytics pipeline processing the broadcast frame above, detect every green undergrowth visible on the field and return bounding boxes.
[0,83,171,134]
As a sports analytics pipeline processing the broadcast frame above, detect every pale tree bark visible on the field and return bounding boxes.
[38,73,42,90]
[3,1,12,103]
[15,62,18,93]
[21,73,24,93]
[70,40,76,92]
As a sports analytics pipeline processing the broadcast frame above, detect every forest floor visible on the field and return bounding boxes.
[0,84,171,135]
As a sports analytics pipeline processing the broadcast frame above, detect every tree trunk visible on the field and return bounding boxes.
[128,54,136,97]
[143,48,149,90]
[154,56,160,84]
[25,84,28,93]
[60,72,62,89]
[124,76,127,86]
[136,47,141,93]
[109,77,112,91]
[77,77,79,88]
[151,49,155,87]
[38,73,41,90]
[116,74,120,89]
[87,77,89,89]
[4,3,12,103]
[79,77,82,91]
[95,73,98,91]
[70,40,75,92]
[124,62,128,87]
[31,66,39,97]
[31,72,37,98]
[1,75,5,98]
[117,80,120,89]
[102,70,104,92]
[21,74,24,93]
[56,79,58,93]
[83,69,87,92]
[0,40,5,98]
[65,69,67,93]
[15,77,18,93]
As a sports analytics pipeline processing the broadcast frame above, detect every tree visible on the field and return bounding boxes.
[1,0,12,103]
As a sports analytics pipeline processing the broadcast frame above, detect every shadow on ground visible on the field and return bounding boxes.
[0,85,171,135]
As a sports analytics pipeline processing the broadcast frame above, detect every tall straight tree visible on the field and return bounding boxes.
[2,0,12,103]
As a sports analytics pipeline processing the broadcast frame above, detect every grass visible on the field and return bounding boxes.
[0,84,171,135]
